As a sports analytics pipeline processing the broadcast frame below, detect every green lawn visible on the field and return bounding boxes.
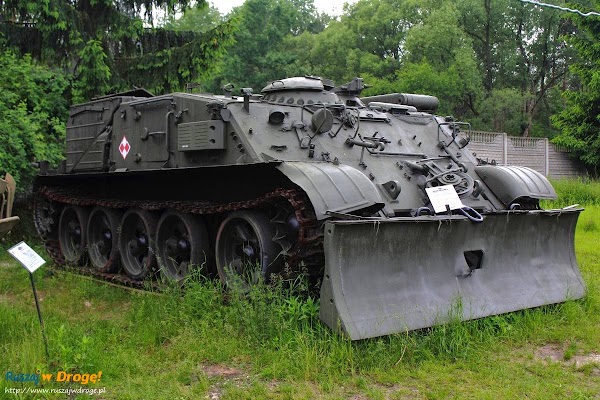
[1,182,599,400]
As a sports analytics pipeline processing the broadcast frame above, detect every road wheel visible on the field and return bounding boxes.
[156,210,210,282]
[119,209,157,280]
[215,210,282,292]
[58,205,89,265]
[87,207,122,273]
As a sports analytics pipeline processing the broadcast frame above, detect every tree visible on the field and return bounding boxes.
[343,0,413,64]
[285,20,360,83]
[0,0,235,98]
[280,0,416,86]
[456,0,513,94]
[552,2,600,175]
[508,1,575,136]
[162,3,225,33]
[469,88,530,133]
[457,0,576,136]
[394,3,483,117]
[207,0,329,91]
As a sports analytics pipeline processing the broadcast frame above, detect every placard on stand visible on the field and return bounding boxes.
[8,241,49,359]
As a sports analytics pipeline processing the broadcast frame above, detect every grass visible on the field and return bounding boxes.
[1,180,599,399]
[544,178,600,208]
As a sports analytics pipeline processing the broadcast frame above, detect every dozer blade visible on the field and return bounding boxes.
[319,209,585,340]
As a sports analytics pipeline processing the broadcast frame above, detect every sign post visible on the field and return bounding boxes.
[8,241,49,359]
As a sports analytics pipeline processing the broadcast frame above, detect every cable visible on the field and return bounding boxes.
[518,0,600,17]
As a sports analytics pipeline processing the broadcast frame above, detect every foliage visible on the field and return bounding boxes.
[282,20,358,84]
[343,0,412,65]
[0,50,68,190]
[162,3,225,33]
[280,0,413,86]
[469,88,530,133]
[73,40,111,101]
[396,3,484,116]
[552,2,600,175]
[112,25,236,94]
[0,0,234,97]
[204,0,330,92]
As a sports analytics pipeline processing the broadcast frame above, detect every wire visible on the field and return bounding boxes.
[518,0,600,17]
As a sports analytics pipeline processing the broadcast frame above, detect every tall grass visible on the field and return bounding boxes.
[543,178,600,208]
[1,179,599,399]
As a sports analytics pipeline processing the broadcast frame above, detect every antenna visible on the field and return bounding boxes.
[518,0,600,17]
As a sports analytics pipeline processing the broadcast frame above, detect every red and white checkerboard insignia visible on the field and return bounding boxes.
[119,136,131,160]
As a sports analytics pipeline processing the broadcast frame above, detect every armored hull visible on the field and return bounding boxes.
[34,76,585,339]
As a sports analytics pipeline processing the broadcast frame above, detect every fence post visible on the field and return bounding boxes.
[502,133,508,164]
[544,138,550,177]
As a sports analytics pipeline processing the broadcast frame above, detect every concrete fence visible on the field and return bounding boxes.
[466,131,586,179]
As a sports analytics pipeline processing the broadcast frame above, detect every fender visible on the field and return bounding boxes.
[277,161,384,220]
[475,165,557,206]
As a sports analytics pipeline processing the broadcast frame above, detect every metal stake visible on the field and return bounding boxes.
[29,272,50,360]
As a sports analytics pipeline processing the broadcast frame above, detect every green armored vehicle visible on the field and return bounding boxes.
[33,76,585,339]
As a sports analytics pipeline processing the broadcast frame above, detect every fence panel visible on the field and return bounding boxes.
[506,137,547,175]
[468,131,505,165]
[467,131,585,178]
[548,144,586,179]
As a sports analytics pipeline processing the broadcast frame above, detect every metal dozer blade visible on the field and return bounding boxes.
[319,209,585,340]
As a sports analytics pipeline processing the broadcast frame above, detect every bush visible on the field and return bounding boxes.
[0,50,69,192]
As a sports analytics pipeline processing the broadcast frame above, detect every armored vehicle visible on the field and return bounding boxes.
[0,172,19,239]
[33,76,585,340]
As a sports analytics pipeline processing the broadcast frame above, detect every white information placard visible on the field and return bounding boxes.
[8,241,46,273]
[425,184,464,214]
